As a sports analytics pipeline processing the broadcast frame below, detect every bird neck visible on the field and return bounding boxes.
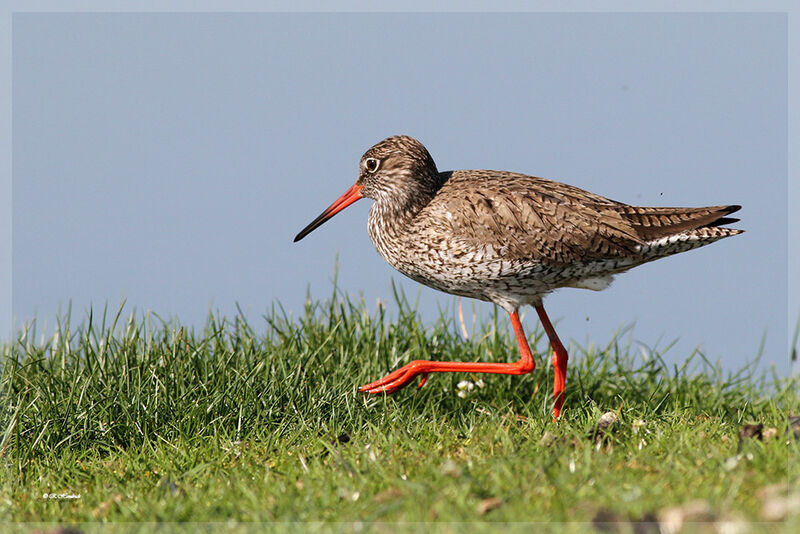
[366,170,451,272]
[375,171,446,224]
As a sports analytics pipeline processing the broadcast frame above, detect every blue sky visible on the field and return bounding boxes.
[4,8,795,375]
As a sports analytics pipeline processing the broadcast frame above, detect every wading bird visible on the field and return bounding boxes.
[294,136,742,418]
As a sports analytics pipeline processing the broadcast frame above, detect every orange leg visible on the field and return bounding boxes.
[359,310,536,394]
[535,304,569,419]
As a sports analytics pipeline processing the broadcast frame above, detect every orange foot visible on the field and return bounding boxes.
[359,361,430,394]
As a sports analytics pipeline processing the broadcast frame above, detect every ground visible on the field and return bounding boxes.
[2,289,797,531]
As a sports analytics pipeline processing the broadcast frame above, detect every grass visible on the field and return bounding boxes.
[1,283,797,529]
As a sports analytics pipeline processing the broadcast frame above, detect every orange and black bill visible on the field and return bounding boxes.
[293,183,363,242]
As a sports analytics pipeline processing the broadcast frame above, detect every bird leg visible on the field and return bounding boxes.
[359,309,536,397]
[534,304,568,419]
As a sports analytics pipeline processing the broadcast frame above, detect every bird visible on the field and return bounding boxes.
[293,135,742,418]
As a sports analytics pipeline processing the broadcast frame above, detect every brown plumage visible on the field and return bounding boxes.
[294,135,743,418]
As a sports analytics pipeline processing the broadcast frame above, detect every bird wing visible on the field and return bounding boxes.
[430,171,741,266]
[429,171,647,266]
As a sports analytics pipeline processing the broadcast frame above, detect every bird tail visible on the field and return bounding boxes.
[627,205,743,258]
[617,204,742,242]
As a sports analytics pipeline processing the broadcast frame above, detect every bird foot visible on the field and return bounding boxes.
[359,361,431,394]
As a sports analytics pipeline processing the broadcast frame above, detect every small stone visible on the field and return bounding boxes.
[715,516,749,534]
[477,496,503,515]
[632,512,660,534]
[590,411,619,444]
[762,427,778,441]
[597,411,618,429]
[592,508,623,532]
[762,492,800,520]
[759,484,800,521]
[658,500,713,534]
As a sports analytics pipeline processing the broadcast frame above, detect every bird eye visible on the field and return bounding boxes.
[365,158,380,173]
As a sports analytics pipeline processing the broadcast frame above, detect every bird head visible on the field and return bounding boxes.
[294,135,439,242]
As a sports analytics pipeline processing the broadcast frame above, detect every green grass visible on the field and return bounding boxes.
[1,284,797,529]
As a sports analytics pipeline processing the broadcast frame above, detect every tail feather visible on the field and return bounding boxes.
[704,216,739,227]
[638,225,744,259]
[617,204,742,241]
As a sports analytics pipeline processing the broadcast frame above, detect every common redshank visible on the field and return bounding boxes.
[294,135,742,418]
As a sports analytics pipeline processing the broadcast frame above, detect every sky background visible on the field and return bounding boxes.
[6,9,795,375]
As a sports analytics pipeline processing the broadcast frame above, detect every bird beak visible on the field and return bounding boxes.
[294,183,364,242]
